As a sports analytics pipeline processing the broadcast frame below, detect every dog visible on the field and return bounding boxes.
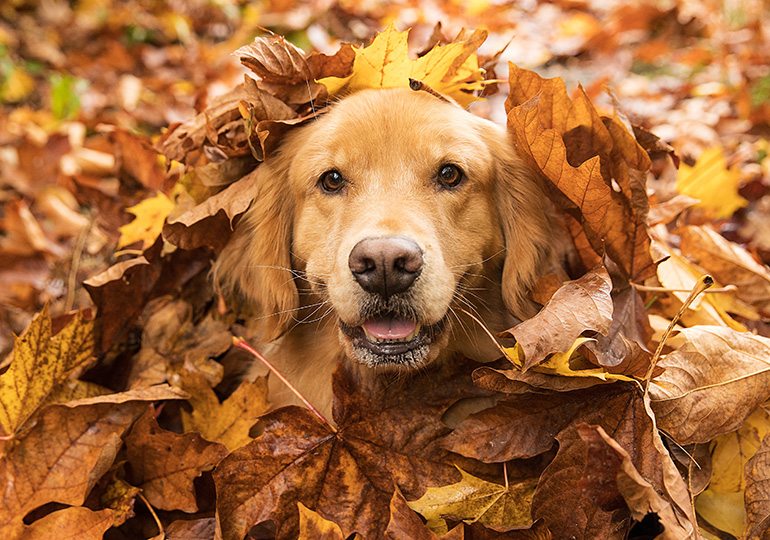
[214,87,558,418]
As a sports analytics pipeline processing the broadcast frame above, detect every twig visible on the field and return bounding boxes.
[632,283,735,294]
[643,275,713,394]
[137,491,164,537]
[233,336,337,432]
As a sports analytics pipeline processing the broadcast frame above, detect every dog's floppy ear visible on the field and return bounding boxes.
[213,158,298,341]
[483,126,556,320]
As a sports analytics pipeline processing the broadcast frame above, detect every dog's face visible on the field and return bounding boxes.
[216,88,553,371]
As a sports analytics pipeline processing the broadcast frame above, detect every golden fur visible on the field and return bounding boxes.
[214,88,557,416]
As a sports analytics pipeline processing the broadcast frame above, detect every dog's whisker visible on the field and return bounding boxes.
[255,300,330,321]
[449,249,506,269]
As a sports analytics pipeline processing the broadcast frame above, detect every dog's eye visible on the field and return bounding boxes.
[319,170,346,193]
[437,164,463,188]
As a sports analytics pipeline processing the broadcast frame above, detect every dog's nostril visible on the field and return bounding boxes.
[349,236,423,298]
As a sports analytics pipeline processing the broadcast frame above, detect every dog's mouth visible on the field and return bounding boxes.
[339,312,446,369]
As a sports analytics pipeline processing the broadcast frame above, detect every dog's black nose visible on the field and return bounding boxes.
[349,236,423,298]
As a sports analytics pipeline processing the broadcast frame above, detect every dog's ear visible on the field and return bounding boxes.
[213,159,298,341]
[483,126,556,320]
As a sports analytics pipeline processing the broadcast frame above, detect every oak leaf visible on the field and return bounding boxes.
[180,370,270,451]
[649,326,770,444]
[0,303,94,436]
[125,406,227,512]
[317,25,489,107]
[502,266,613,370]
[213,362,494,540]
[407,468,536,533]
[676,146,748,219]
[506,65,655,281]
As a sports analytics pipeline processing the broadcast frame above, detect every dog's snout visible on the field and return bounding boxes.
[349,236,423,298]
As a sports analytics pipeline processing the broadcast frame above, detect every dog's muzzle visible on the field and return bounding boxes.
[342,236,443,368]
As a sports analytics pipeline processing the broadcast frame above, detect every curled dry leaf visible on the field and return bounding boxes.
[506,65,655,282]
[578,425,696,540]
[162,167,258,252]
[0,303,94,436]
[649,326,770,444]
[125,407,227,513]
[214,362,493,540]
[502,266,613,370]
[680,225,770,314]
[18,506,113,540]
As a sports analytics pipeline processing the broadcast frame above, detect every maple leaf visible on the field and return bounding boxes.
[117,190,176,251]
[297,503,345,540]
[0,304,94,436]
[180,370,270,451]
[407,468,536,533]
[125,406,227,512]
[317,24,489,107]
[649,326,770,444]
[213,361,494,540]
[387,488,464,539]
[676,146,748,219]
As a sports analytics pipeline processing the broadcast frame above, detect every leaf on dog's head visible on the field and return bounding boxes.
[317,24,490,107]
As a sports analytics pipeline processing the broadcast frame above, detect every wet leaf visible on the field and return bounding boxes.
[0,304,94,435]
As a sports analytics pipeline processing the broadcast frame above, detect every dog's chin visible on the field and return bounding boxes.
[338,313,447,370]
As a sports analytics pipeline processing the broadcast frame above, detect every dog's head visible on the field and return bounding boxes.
[215,87,555,370]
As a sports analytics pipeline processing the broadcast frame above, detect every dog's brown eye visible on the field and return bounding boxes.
[319,170,346,193]
[437,164,463,188]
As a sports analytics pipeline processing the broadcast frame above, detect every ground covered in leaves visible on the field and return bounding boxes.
[2,1,770,539]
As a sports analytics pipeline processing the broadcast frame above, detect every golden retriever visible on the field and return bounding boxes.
[214,87,557,417]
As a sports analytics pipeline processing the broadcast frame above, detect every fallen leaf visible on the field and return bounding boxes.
[0,401,146,536]
[649,326,770,444]
[180,370,270,451]
[165,517,216,540]
[214,362,493,540]
[680,225,770,314]
[118,191,176,250]
[407,468,536,533]
[297,503,345,540]
[502,266,613,370]
[125,406,227,512]
[0,304,94,435]
[743,430,770,540]
[676,146,748,219]
[19,507,113,540]
[387,487,465,539]
[317,25,489,107]
[506,65,655,281]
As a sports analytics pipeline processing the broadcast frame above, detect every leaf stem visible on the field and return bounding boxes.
[632,283,734,294]
[137,491,164,537]
[232,336,337,433]
[643,275,713,394]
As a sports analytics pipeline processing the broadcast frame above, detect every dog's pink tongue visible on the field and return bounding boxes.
[363,317,416,339]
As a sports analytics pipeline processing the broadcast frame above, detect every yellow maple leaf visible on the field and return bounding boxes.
[407,467,536,535]
[118,190,176,250]
[0,304,95,435]
[676,146,748,219]
[317,24,489,107]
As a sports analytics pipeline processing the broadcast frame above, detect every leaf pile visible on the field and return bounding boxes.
[2,2,770,540]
